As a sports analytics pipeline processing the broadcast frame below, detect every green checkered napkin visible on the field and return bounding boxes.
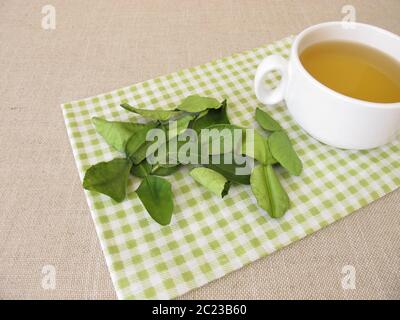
[61,36,400,299]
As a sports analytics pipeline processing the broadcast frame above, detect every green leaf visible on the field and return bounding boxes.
[190,167,231,198]
[152,164,181,176]
[131,161,152,178]
[158,162,181,168]
[242,130,276,165]
[120,103,181,121]
[177,95,221,113]
[156,140,207,166]
[192,99,230,132]
[205,123,243,131]
[250,165,289,218]
[130,140,154,165]
[197,110,209,119]
[125,124,158,159]
[156,124,243,164]
[202,124,245,155]
[136,176,174,225]
[83,158,132,202]
[255,107,283,132]
[205,154,250,185]
[138,116,194,166]
[92,117,152,152]
[269,131,303,176]
[166,114,195,140]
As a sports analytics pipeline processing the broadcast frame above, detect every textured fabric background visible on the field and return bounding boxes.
[0,0,399,299]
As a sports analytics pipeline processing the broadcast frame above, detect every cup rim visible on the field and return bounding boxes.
[292,21,400,109]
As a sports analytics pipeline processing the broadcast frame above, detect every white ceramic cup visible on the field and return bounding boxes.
[254,21,400,150]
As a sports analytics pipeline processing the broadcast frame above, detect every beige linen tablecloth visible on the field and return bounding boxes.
[0,0,399,300]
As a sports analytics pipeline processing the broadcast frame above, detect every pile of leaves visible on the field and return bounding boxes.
[83,95,302,225]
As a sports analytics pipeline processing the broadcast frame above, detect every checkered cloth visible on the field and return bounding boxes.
[61,36,400,299]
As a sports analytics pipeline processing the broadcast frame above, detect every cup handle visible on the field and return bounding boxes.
[254,55,288,105]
